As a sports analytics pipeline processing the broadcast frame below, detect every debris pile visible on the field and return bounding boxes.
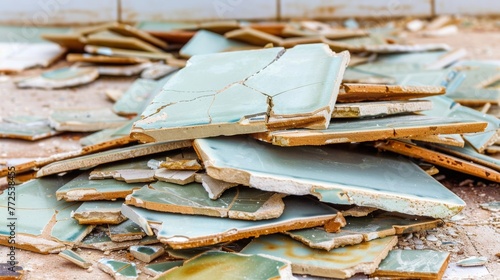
[0,19,499,279]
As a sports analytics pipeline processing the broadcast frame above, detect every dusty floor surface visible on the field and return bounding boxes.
[0,23,499,279]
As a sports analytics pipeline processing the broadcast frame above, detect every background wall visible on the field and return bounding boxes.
[0,0,498,25]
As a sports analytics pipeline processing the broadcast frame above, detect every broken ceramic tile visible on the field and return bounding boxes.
[58,249,92,269]
[154,169,196,185]
[109,22,168,49]
[0,177,93,254]
[194,136,466,218]
[0,116,60,141]
[371,249,450,279]
[225,27,284,46]
[199,174,238,199]
[254,115,486,147]
[410,133,465,148]
[179,30,253,58]
[241,234,397,279]
[15,67,99,89]
[342,68,396,84]
[375,140,500,183]
[125,181,285,220]
[40,22,115,51]
[160,157,202,171]
[37,140,192,177]
[132,44,349,143]
[108,220,146,242]
[199,20,241,34]
[49,108,129,132]
[56,171,144,201]
[85,31,164,53]
[341,206,378,217]
[141,64,178,80]
[337,84,445,103]
[0,42,65,73]
[79,117,137,147]
[457,256,488,267]
[85,45,173,60]
[155,251,293,280]
[287,212,440,250]
[98,258,138,280]
[444,262,490,279]
[143,261,183,277]
[121,196,342,249]
[331,100,433,118]
[0,263,24,279]
[89,154,164,181]
[428,143,500,173]
[480,201,500,212]
[130,245,164,263]
[165,246,221,260]
[91,62,152,76]
[447,62,500,105]
[79,227,157,251]
[71,201,126,224]
[66,53,149,64]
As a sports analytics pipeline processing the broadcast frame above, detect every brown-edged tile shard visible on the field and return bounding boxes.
[98,258,138,280]
[337,84,445,103]
[194,136,466,218]
[49,108,129,132]
[71,201,126,224]
[58,249,92,269]
[331,100,433,118]
[129,245,164,263]
[199,174,238,199]
[154,169,196,185]
[131,44,349,143]
[121,196,343,249]
[225,28,284,46]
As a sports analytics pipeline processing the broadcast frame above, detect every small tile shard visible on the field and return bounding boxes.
[479,201,500,212]
[444,263,490,279]
[154,169,196,185]
[456,256,488,267]
[141,64,178,80]
[79,228,157,252]
[85,31,163,53]
[160,157,202,171]
[129,245,165,263]
[66,53,149,65]
[125,181,286,220]
[331,100,433,118]
[371,249,450,279]
[194,136,466,218]
[179,30,253,58]
[143,261,183,277]
[0,116,60,141]
[337,84,445,103]
[92,62,152,77]
[71,201,126,224]
[15,67,99,89]
[154,251,294,280]
[121,196,342,249]
[200,174,238,199]
[108,220,146,242]
[98,258,138,280]
[49,108,129,132]
[241,234,397,279]
[58,249,92,269]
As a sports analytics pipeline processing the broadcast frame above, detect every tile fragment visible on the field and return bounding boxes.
[457,256,488,267]
[200,174,238,199]
[154,169,196,185]
[66,53,149,64]
[479,201,500,212]
[71,201,126,224]
[0,42,65,73]
[179,30,253,58]
[331,100,433,118]
[108,220,146,242]
[79,227,157,252]
[98,258,138,280]
[15,67,99,89]
[129,245,164,263]
[143,261,183,277]
[225,27,284,46]
[58,249,92,269]
[160,157,202,171]
[338,84,445,103]
[49,108,129,132]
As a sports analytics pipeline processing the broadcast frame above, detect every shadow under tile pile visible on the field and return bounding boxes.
[1,18,500,280]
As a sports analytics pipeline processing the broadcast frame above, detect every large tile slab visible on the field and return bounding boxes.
[241,234,397,279]
[287,212,441,250]
[371,249,450,279]
[125,182,286,220]
[131,44,349,142]
[121,196,343,249]
[0,177,93,254]
[36,141,192,177]
[253,115,487,147]
[179,30,253,58]
[331,100,433,119]
[194,136,466,218]
[155,251,293,280]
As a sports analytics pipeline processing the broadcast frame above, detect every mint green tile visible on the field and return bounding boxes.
[109,219,146,241]
[180,30,251,58]
[156,251,292,280]
[446,62,500,104]
[79,118,137,146]
[49,108,129,132]
[52,203,93,243]
[0,121,58,140]
[144,261,183,276]
[373,249,450,278]
[113,79,159,116]
[130,245,164,263]
[98,259,138,279]
[241,235,397,278]
[59,249,92,269]
[165,246,221,260]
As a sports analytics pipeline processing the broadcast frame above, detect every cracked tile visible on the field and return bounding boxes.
[194,136,466,218]
[143,261,183,277]
[0,177,94,254]
[241,234,397,279]
[125,181,285,220]
[338,84,445,103]
[49,108,129,132]
[58,249,92,269]
[180,30,253,58]
[98,258,138,280]
[371,250,450,279]
[121,196,342,249]
[254,114,486,147]
[15,67,99,89]
[130,245,164,263]
[287,212,441,250]
[78,226,158,251]
[36,140,192,177]
[331,100,433,118]
[155,251,293,280]
[131,44,349,143]
[375,140,500,183]
[71,201,126,225]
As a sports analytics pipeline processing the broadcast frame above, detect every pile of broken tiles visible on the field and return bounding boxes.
[1,18,500,280]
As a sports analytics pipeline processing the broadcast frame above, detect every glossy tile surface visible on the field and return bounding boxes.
[79,227,158,251]
[254,114,486,146]
[155,251,293,280]
[0,42,65,73]
[194,136,466,218]
[372,249,450,279]
[49,108,128,132]
[58,249,92,269]
[180,30,252,58]
[72,201,126,224]
[108,219,146,242]
[144,261,183,277]
[447,62,500,104]
[112,79,159,116]
[16,67,99,89]
[129,245,165,263]
[121,196,341,249]
[125,182,285,220]
[0,117,59,140]
[98,258,138,279]
[131,44,349,142]
[241,235,397,279]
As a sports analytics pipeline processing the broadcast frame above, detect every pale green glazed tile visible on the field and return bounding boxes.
[58,249,92,268]
[108,219,146,241]
[16,67,99,89]
[480,201,500,212]
[126,181,284,220]
[90,154,166,179]
[79,117,138,146]
[144,261,183,276]
[121,196,339,249]
[3,115,47,124]
[0,121,59,140]
[446,62,500,103]
[52,203,93,243]
[56,171,145,201]
[156,251,292,280]
[80,227,158,251]
[49,108,129,132]
[132,44,349,142]
[130,245,165,263]
[241,234,397,278]
[353,51,448,75]
[287,212,439,250]
[456,256,487,267]
[180,30,251,58]
[194,136,465,218]
[98,258,138,279]
[165,246,221,260]
[373,249,450,278]
[72,201,125,224]
[112,78,159,115]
